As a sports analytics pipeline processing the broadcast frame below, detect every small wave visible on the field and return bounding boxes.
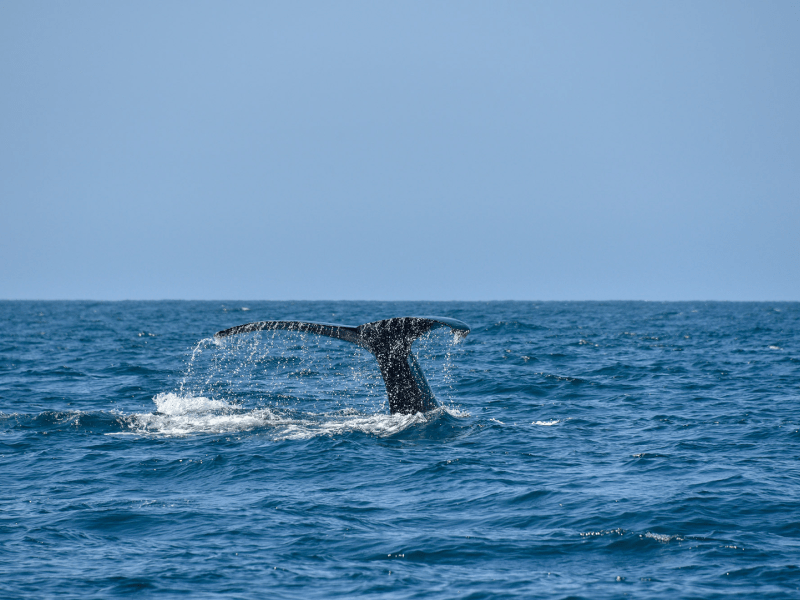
[580,528,625,537]
[644,531,684,543]
[1,409,124,433]
[532,419,560,426]
[442,406,470,418]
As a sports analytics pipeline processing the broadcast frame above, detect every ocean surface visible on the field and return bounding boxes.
[2,300,799,598]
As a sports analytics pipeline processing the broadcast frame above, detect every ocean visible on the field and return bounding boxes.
[1,300,799,598]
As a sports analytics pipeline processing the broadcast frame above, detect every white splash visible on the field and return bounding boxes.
[532,419,560,426]
[114,393,463,440]
[125,393,271,436]
[276,409,426,441]
[153,392,228,415]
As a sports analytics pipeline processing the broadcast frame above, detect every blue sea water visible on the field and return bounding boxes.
[1,300,799,598]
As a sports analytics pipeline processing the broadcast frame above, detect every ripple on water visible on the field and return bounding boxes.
[2,300,799,598]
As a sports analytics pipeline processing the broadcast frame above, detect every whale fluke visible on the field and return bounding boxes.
[214,317,470,415]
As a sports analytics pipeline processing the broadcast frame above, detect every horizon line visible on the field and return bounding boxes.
[1,298,798,303]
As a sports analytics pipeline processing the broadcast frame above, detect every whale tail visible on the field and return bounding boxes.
[214,316,470,414]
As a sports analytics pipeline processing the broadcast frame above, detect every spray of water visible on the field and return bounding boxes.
[125,327,466,438]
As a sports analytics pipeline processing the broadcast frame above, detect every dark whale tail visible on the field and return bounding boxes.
[214,317,470,415]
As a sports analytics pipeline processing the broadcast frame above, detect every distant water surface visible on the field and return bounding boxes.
[1,301,799,598]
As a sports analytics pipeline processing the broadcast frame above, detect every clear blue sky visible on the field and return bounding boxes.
[1,1,798,300]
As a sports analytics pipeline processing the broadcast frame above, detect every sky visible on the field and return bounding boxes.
[1,1,798,301]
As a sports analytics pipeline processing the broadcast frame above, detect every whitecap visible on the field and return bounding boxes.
[644,531,683,543]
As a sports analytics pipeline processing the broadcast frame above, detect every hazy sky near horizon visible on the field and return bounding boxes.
[1,1,799,301]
